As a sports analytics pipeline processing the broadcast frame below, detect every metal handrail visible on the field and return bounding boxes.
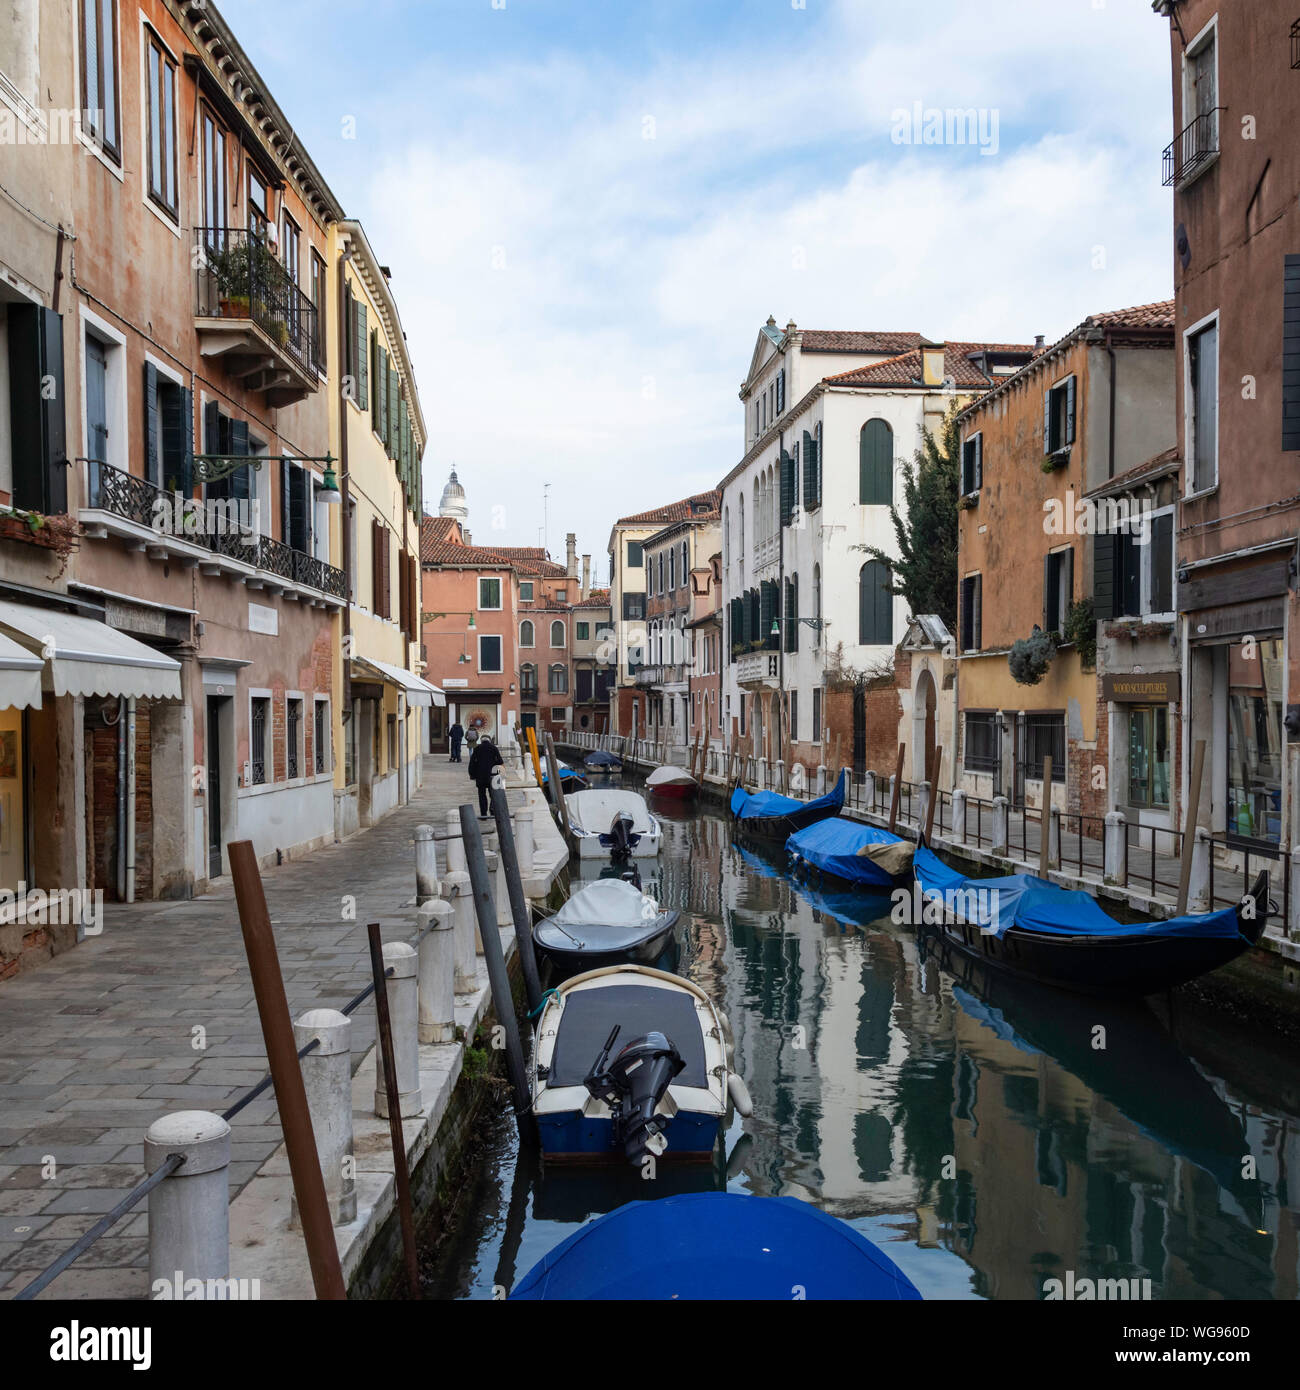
[1162,107,1223,187]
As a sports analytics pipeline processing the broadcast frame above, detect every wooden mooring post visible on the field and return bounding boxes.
[888,745,906,833]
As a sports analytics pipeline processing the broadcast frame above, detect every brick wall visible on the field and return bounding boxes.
[90,704,153,901]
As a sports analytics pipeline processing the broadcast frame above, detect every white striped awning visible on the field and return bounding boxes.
[0,630,44,710]
[353,656,444,707]
[0,599,182,702]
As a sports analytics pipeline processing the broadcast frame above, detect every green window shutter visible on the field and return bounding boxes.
[780,449,794,526]
[13,304,70,512]
[228,419,250,502]
[860,419,892,505]
[355,301,368,404]
[143,362,161,487]
[1065,375,1077,445]
[377,346,388,446]
[389,368,400,460]
[802,431,814,509]
[176,386,193,495]
[759,580,776,647]
[281,456,292,544]
[1043,390,1053,451]
[370,330,380,419]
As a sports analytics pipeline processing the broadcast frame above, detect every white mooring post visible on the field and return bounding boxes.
[1104,810,1126,884]
[292,1009,356,1226]
[917,780,932,835]
[1187,827,1212,913]
[951,788,967,845]
[144,1110,231,1295]
[444,808,467,874]
[492,847,511,927]
[992,795,1009,857]
[864,770,876,813]
[413,823,438,906]
[1048,806,1062,870]
[417,898,456,1043]
[816,764,827,796]
[374,941,422,1118]
[443,869,477,993]
[478,850,502,949]
[514,806,535,875]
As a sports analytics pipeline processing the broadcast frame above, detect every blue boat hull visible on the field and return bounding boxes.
[537,1107,721,1162]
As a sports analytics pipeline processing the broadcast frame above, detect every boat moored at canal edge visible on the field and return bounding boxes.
[532,878,679,975]
[566,788,663,859]
[730,768,848,843]
[646,764,699,799]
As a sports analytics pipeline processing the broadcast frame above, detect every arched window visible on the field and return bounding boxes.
[519,619,534,647]
[752,479,760,555]
[669,545,676,591]
[521,662,537,692]
[723,507,730,567]
[860,419,893,505]
[550,619,565,648]
[681,540,689,586]
[548,663,568,694]
[859,560,893,645]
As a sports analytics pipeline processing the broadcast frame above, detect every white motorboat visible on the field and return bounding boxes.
[566,788,663,860]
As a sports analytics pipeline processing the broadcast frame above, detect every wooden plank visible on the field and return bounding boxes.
[1176,739,1206,914]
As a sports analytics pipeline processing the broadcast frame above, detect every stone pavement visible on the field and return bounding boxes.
[0,754,494,1298]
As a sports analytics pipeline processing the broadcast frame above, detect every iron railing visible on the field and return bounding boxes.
[1292,18,1300,69]
[195,226,319,377]
[1162,108,1222,187]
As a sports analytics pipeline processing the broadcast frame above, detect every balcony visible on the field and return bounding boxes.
[735,649,780,688]
[81,459,346,605]
[194,228,321,407]
[1162,109,1221,188]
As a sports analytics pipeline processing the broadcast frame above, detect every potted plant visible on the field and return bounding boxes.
[205,237,277,319]
[1008,626,1057,685]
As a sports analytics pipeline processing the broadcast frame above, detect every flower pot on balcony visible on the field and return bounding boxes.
[268,319,289,348]
[220,295,251,319]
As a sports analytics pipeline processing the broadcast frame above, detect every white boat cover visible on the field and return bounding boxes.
[0,599,181,701]
[551,877,661,929]
[646,765,695,787]
[566,789,654,835]
[0,630,44,711]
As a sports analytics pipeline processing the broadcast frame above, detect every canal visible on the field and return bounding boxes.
[425,798,1299,1300]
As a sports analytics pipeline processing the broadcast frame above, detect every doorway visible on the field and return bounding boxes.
[852,685,866,778]
[0,709,26,890]
[206,695,224,878]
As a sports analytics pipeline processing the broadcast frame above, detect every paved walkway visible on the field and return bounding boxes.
[0,755,491,1298]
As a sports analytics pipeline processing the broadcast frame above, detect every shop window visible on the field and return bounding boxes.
[1127,705,1169,809]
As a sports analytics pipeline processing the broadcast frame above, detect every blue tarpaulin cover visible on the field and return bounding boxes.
[510,1192,922,1301]
[786,818,904,887]
[731,769,846,821]
[913,846,1243,941]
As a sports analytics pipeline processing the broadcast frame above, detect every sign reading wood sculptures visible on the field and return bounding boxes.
[1101,673,1179,704]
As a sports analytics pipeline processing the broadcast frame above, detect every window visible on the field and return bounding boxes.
[576,621,590,641]
[548,663,568,694]
[658,552,665,593]
[309,251,327,373]
[1128,706,1170,809]
[250,696,269,785]
[519,619,535,647]
[668,546,676,591]
[627,540,643,568]
[964,712,998,773]
[520,662,538,694]
[1226,637,1283,844]
[520,581,534,601]
[812,687,822,744]
[200,108,227,249]
[859,419,892,505]
[681,541,689,588]
[802,427,822,510]
[478,634,503,673]
[961,433,983,496]
[960,574,982,652]
[858,560,893,645]
[789,691,798,743]
[555,588,567,603]
[247,168,269,235]
[314,699,329,775]
[387,715,397,771]
[1044,376,1076,455]
[143,364,191,493]
[79,0,120,161]
[784,574,799,653]
[576,667,593,702]
[1188,319,1218,492]
[1043,549,1073,636]
[812,564,822,645]
[1025,713,1065,783]
[622,593,645,621]
[550,620,565,648]
[371,520,391,618]
[478,576,502,610]
[287,698,302,779]
[281,212,301,337]
[145,33,177,218]
[1181,21,1219,178]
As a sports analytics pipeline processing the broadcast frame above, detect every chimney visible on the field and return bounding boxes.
[565,532,577,579]
[581,554,591,600]
[1034,334,1045,351]
[921,343,945,387]
[463,529,472,546]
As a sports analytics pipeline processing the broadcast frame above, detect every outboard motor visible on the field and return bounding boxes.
[607,811,637,861]
[584,1026,685,1164]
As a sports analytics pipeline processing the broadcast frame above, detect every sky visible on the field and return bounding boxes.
[218,0,1176,581]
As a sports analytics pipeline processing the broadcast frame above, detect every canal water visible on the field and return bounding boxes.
[425,798,1299,1300]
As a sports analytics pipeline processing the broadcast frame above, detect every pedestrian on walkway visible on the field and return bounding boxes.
[449,721,465,762]
[467,736,501,818]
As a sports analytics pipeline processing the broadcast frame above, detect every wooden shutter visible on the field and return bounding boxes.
[6,305,66,513]
[1043,390,1053,452]
[973,574,982,650]
[388,366,399,460]
[280,456,292,543]
[1150,513,1173,613]
[780,450,794,526]
[802,431,814,509]
[860,420,891,504]
[355,301,368,404]
[398,551,409,636]
[370,330,380,419]
[1062,547,1074,617]
[228,419,249,501]
[1065,375,1077,446]
[1093,531,1116,621]
[163,385,194,495]
[1284,255,1300,451]
[974,434,983,489]
[143,363,161,487]
[1042,552,1052,631]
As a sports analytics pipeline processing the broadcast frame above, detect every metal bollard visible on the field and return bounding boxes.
[374,941,422,1118]
[443,869,477,993]
[413,824,438,905]
[145,1110,231,1295]
[292,1010,356,1226]
[514,806,535,875]
[417,899,456,1043]
[445,808,467,874]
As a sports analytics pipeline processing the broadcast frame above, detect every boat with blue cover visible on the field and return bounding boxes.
[730,768,847,843]
[912,842,1268,996]
[509,1192,923,1300]
[582,749,623,772]
[786,817,913,888]
[541,760,587,799]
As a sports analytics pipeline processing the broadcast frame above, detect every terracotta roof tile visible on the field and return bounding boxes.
[1086,300,1175,332]
[615,490,722,526]
[799,330,924,354]
[825,340,1038,390]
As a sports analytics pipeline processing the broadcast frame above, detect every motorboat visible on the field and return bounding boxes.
[730,769,847,843]
[541,760,587,800]
[529,964,750,1164]
[533,878,679,975]
[566,788,663,860]
[645,765,698,799]
[583,749,624,773]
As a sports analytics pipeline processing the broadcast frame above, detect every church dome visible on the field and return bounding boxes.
[438,468,468,521]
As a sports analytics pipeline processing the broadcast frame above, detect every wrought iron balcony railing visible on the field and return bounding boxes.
[1292,19,1300,70]
[85,459,346,599]
[194,226,320,376]
[1162,108,1222,187]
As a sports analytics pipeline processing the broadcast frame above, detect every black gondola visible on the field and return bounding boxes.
[912,840,1269,997]
[729,769,847,844]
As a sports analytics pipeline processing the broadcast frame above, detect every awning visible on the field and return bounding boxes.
[0,630,44,711]
[353,656,444,708]
[0,599,183,701]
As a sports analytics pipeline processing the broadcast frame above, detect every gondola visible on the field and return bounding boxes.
[583,749,624,773]
[730,768,847,844]
[532,878,679,975]
[786,817,913,889]
[529,964,751,1164]
[510,1192,922,1301]
[541,760,587,801]
[911,841,1269,997]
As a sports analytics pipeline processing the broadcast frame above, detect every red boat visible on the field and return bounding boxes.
[645,765,698,799]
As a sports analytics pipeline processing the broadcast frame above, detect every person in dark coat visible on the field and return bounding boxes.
[467,736,501,817]
[448,721,465,762]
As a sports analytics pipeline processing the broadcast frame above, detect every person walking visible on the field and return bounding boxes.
[467,735,501,818]
[448,721,465,763]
